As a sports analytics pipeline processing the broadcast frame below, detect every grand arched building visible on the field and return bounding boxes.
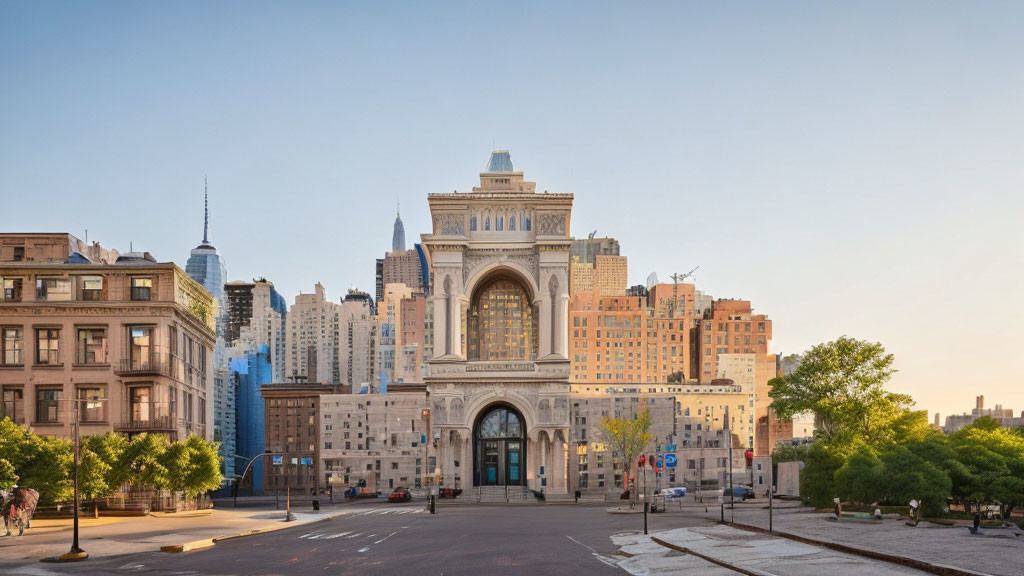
[423,151,574,494]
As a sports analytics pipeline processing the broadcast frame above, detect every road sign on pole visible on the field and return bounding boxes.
[664,454,677,468]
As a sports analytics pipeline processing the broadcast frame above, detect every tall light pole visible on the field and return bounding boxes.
[56,391,103,562]
[726,405,734,523]
[68,395,86,559]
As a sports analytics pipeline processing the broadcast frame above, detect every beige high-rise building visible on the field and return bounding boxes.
[375,282,415,390]
[593,254,627,297]
[569,256,594,294]
[285,282,344,384]
[224,279,287,381]
[0,233,215,442]
[340,289,375,391]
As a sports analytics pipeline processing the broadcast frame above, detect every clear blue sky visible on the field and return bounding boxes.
[2,1,1022,420]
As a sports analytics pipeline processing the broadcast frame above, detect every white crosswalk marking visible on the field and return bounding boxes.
[326,531,352,539]
[345,532,363,538]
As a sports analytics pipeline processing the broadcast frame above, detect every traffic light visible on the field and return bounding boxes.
[637,455,646,469]
[648,454,655,468]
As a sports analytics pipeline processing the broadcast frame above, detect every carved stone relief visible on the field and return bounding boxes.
[462,248,538,286]
[537,212,566,236]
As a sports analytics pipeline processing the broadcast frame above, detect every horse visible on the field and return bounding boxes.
[2,487,39,536]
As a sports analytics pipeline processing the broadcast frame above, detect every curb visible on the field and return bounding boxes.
[649,536,769,576]
[722,522,993,576]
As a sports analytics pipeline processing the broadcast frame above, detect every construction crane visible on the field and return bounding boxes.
[667,267,700,318]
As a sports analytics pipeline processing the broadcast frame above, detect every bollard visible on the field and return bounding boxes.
[429,494,436,514]
[313,499,320,511]
[721,503,725,523]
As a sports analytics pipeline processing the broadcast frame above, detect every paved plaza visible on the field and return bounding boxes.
[0,501,1020,575]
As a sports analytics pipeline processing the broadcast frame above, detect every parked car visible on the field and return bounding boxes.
[437,487,462,499]
[388,487,412,503]
[723,486,753,500]
[659,487,688,498]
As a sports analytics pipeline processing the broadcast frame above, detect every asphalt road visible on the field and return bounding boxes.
[5,502,709,575]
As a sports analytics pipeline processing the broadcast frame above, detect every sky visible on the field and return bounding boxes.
[2,1,1022,421]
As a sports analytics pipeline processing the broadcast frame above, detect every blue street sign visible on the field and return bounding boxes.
[656,457,664,468]
[272,455,283,465]
[539,465,545,476]
[300,457,313,465]
[664,454,678,468]
[665,444,677,453]
[421,434,427,444]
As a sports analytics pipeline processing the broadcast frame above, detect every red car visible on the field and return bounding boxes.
[388,487,411,503]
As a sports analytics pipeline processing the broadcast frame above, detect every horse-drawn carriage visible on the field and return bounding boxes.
[3,487,39,536]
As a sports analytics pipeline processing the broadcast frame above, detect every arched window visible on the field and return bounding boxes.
[509,215,516,231]
[496,214,503,231]
[470,214,477,231]
[485,214,491,231]
[524,212,531,231]
[468,276,537,361]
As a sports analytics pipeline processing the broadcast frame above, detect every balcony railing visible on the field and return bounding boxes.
[115,413,179,432]
[114,347,175,377]
[114,404,206,438]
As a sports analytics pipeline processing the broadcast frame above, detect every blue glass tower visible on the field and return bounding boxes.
[233,345,272,494]
[184,179,232,478]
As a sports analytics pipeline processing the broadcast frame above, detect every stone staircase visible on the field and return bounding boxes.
[474,485,540,503]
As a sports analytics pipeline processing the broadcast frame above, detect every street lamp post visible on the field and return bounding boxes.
[67,395,86,560]
[726,406,734,523]
[697,435,703,503]
[51,391,104,562]
[768,456,774,532]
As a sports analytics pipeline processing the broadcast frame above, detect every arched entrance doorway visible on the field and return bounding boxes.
[473,405,526,486]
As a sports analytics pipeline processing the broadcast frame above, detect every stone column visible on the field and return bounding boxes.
[536,295,551,358]
[553,430,567,493]
[556,292,570,358]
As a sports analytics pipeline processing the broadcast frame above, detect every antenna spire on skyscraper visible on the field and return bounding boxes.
[203,176,209,244]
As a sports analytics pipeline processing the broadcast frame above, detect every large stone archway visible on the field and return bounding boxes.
[423,150,573,495]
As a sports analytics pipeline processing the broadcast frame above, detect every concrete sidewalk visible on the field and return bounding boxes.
[614,525,934,576]
[688,502,1022,576]
[0,502,368,564]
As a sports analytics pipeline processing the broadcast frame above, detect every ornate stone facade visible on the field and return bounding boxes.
[422,151,574,494]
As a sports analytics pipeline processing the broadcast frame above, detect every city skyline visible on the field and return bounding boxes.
[2,2,1022,421]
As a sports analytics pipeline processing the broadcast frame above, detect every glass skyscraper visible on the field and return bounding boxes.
[184,181,233,479]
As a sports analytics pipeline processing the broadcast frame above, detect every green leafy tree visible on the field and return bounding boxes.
[0,458,17,491]
[87,432,130,491]
[771,443,809,465]
[769,337,911,445]
[833,447,884,506]
[17,435,73,504]
[799,442,847,508]
[158,436,223,502]
[78,433,130,515]
[77,444,111,501]
[598,409,653,496]
[948,423,1024,518]
[119,433,169,490]
[181,436,223,497]
[159,440,190,499]
[0,417,32,473]
[878,445,951,517]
